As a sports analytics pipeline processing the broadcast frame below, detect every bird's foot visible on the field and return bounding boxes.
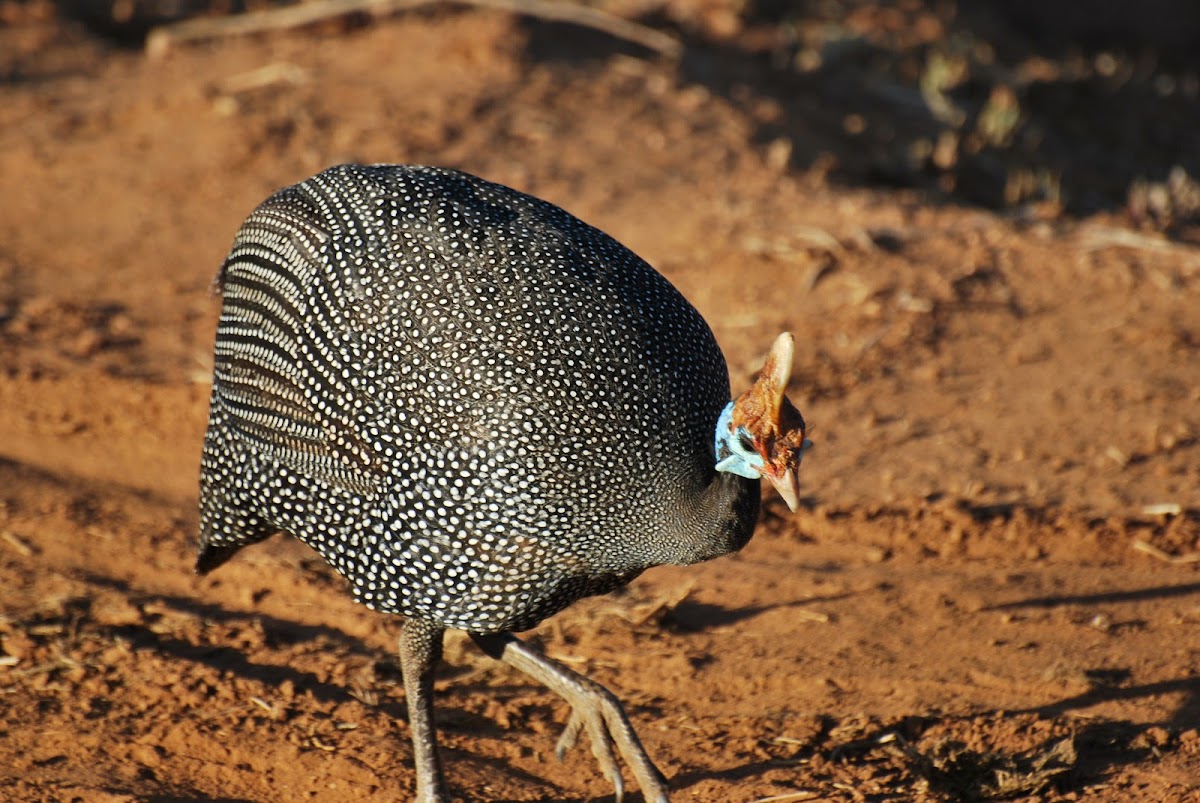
[551,675,670,803]
[470,632,669,803]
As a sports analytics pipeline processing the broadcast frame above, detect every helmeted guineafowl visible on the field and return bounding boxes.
[197,164,810,802]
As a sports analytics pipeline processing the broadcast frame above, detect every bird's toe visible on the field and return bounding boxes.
[558,680,669,802]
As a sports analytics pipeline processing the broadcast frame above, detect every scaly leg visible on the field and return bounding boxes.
[400,618,448,803]
[471,632,670,803]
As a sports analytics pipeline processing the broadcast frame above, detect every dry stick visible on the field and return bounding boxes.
[1131,538,1200,565]
[146,0,682,59]
[747,792,819,803]
[0,530,33,557]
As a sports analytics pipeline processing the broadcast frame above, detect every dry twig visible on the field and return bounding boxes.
[748,792,819,803]
[1131,539,1200,565]
[1079,225,1199,256]
[220,62,310,94]
[147,0,681,59]
[0,530,33,557]
[1141,503,1182,516]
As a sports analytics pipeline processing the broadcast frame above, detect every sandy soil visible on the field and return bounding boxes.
[2,3,1199,801]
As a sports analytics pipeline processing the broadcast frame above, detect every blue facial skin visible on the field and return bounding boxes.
[713,402,766,479]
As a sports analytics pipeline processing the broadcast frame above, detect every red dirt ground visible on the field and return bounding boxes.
[2,3,1199,801]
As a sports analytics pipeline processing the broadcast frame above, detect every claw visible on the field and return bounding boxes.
[557,680,668,802]
[555,700,627,800]
[582,708,625,801]
[471,633,672,802]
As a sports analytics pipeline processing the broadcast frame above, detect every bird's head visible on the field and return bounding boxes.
[714,332,811,512]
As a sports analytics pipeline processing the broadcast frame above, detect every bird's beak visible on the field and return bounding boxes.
[766,465,801,512]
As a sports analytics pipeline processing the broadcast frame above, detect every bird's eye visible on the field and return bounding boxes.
[737,429,756,453]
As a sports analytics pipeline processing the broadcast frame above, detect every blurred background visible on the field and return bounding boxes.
[1,2,1198,800]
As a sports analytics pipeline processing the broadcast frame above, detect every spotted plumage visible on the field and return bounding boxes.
[197,164,808,802]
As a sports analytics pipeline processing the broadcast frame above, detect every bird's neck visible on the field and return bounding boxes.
[661,467,759,567]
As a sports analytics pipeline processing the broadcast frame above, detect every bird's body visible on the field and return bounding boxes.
[197,164,807,802]
[199,164,758,631]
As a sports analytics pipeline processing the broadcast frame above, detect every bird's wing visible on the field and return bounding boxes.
[211,188,385,497]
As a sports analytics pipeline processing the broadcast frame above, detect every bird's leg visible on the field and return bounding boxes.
[471,632,670,803]
[399,618,449,803]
